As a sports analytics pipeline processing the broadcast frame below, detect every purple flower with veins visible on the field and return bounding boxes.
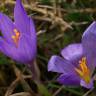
[48,22,96,89]
[0,0,37,64]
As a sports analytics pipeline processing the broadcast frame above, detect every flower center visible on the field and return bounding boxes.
[12,29,20,47]
[75,57,91,84]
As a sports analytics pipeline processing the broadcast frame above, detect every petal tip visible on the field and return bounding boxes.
[48,55,57,72]
[80,79,94,89]
[16,0,21,3]
[82,21,96,38]
[61,43,82,60]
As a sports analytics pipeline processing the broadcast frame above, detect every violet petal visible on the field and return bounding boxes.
[61,43,83,61]
[80,79,93,89]
[48,55,75,73]
[57,73,80,86]
[0,13,15,44]
[14,0,30,35]
[82,21,96,72]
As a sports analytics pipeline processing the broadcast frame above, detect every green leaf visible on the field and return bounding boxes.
[38,84,52,96]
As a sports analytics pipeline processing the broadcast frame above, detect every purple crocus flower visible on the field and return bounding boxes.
[48,21,96,89]
[0,0,37,64]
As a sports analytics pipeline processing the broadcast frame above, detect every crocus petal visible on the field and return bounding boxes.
[0,37,19,61]
[17,34,36,63]
[0,13,15,44]
[0,38,20,62]
[29,17,37,37]
[29,17,37,45]
[61,43,83,61]
[0,37,7,53]
[80,79,93,89]
[0,34,36,64]
[29,17,37,58]
[14,0,30,35]
[57,73,80,86]
[82,21,96,71]
[48,55,75,73]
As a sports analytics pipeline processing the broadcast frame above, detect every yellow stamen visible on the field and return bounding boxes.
[12,28,20,47]
[75,57,91,84]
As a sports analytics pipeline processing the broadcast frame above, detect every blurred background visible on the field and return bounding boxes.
[0,0,96,96]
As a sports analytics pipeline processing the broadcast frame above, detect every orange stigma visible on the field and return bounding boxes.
[12,29,20,47]
[75,57,91,83]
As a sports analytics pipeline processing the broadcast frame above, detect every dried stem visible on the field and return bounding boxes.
[10,92,31,96]
[5,78,19,96]
[83,88,93,96]
[52,85,64,96]
[5,0,72,32]
[12,64,37,95]
[5,63,37,96]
